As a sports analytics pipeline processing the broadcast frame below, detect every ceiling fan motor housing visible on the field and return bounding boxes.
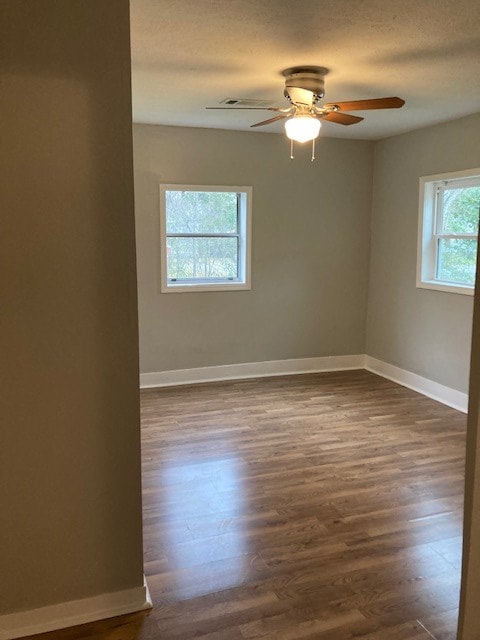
[282,66,327,103]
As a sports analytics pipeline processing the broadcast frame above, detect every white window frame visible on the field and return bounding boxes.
[160,184,252,293]
[417,168,480,296]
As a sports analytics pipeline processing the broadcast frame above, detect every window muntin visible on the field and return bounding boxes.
[417,170,480,295]
[160,185,251,292]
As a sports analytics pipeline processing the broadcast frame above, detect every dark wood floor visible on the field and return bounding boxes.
[32,370,466,640]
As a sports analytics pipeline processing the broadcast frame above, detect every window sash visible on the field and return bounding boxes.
[436,237,477,286]
[166,192,241,283]
[166,235,241,283]
[433,180,479,283]
[165,191,240,234]
[434,181,480,235]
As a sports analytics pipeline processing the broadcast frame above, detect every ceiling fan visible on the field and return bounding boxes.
[206,66,405,160]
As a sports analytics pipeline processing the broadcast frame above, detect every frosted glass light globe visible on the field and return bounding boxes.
[284,116,321,143]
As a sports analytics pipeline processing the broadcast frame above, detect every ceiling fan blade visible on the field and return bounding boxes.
[320,112,364,125]
[206,106,285,111]
[250,114,288,128]
[324,97,405,111]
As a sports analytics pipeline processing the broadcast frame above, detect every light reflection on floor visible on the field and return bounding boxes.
[160,456,250,600]
[407,512,462,611]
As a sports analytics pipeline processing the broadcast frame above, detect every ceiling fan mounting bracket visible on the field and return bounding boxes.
[281,66,329,78]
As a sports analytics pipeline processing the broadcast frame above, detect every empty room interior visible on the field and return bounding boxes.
[2,1,480,640]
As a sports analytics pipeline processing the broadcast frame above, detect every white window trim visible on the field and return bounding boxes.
[417,167,480,296]
[160,184,252,293]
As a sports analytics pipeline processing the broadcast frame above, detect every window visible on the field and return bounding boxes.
[417,169,480,295]
[160,185,252,292]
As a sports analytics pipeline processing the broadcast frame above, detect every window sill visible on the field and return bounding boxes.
[161,282,251,293]
[416,279,475,296]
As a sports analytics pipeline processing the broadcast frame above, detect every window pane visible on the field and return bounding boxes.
[166,191,238,234]
[167,237,238,280]
[437,237,477,285]
[441,186,480,234]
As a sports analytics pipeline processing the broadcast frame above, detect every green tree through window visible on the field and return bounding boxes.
[166,191,238,279]
[437,186,480,286]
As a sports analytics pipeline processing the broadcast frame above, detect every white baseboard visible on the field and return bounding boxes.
[140,354,468,414]
[0,576,152,640]
[365,355,468,413]
[140,354,366,388]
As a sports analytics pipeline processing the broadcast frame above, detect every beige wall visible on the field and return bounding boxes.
[459,256,480,638]
[0,1,144,614]
[133,124,374,373]
[135,116,480,387]
[366,113,480,393]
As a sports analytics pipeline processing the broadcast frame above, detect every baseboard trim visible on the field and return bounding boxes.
[0,576,152,640]
[140,354,366,388]
[140,354,468,413]
[365,355,468,413]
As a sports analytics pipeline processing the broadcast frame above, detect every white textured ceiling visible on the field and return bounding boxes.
[130,0,480,139]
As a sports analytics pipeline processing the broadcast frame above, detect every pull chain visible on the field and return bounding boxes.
[288,139,317,161]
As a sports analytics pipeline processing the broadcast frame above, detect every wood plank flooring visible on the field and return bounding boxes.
[30,370,466,640]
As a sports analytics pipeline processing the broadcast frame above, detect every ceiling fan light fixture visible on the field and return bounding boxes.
[284,116,321,143]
